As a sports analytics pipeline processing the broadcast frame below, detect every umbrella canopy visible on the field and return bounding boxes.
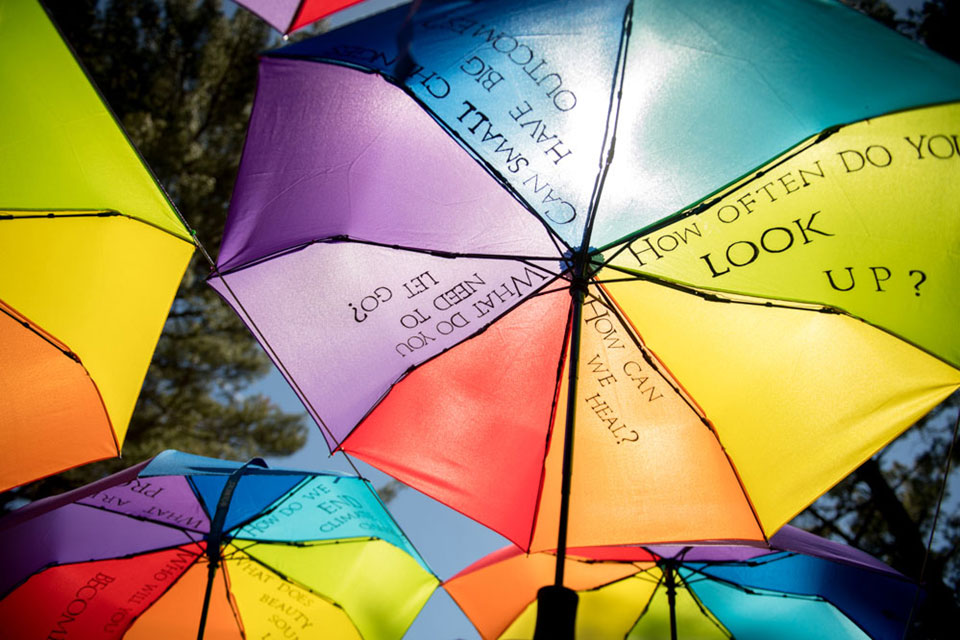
[0,450,438,639]
[0,0,195,491]
[445,526,917,640]
[234,0,370,34]
[213,0,960,559]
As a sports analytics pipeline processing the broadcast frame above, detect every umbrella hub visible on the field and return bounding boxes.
[562,248,604,294]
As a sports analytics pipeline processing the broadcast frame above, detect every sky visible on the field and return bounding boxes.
[255,0,932,637]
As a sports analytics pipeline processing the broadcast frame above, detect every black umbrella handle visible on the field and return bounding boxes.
[664,561,678,640]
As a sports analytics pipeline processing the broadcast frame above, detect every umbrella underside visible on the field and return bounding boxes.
[212,0,960,552]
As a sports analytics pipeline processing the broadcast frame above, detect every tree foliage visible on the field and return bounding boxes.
[1,0,309,508]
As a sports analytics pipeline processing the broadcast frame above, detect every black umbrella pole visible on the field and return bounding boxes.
[665,562,678,640]
[197,561,218,640]
[533,281,584,640]
[197,463,251,640]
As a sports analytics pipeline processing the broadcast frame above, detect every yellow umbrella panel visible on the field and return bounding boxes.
[0,0,194,490]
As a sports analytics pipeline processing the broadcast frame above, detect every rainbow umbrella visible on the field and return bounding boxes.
[234,0,372,34]
[0,450,437,639]
[445,527,917,640]
[0,0,195,491]
[211,0,960,628]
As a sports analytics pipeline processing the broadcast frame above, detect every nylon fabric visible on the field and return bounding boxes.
[446,535,913,640]
[0,503,195,598]
[443,547,644,639]
[125,562,243,640]
[0,544,203,639]
[606,102,960,368]
[0,0,189,239]
[140,450,250,477]
[626,577,729,639]
[211,242,561,449]
[685,575,869,640]
[192,473,305,533]
[503,573,662,639]
[217,60,560,272]
[76,474,210,533]
[0,306,115,491]
[234,475,426,567]
[271,0,631,248]
[245,540,438,640]
[0,452,435,639]
[597,0,960,245]
[603,274,960,533]
[343,290,571,548]
[234,0,365,33]
[0,216,193,448]
[529,289,763,551]
[695,553,918,640]
[214,0,960,571]
[224,549,362,640]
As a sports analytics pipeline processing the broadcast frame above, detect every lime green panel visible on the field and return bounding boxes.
[606,103,960,367]
[627,580,729,639]
[0,0,190,240]
[224,550,362,640]
[0,216,192,442]
[245,539,438,640]
[603,276,960,534]
[499,572,661,640]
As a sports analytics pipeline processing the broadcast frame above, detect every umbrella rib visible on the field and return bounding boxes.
[579,0,634,253]
[597,260,960,370]
[209,269,343,449]
[0,541,205,600]
[681,563,830,603]
[211,475,314,538]
[589,287,705,420]
[0,208,196,246]
[211,265,464,579]
[592,284,770,542]
[213,234,564,278]
[338,271,571,447]
[66,500,211,538]
[0,299,83,364]
[113,549,207,636]
[672,570,735,639]
[594,124,841,252]
[286,0,308,34]
[264,61,574,256]
[593,263,839,313]
[227,547,363,614]
[524,290,577,554]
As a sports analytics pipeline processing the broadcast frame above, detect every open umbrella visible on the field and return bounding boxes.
[0,0,195,491]
[211,0,960,629]
[445,526,917,640]
[0,450,438,639]
[234,0,372,34]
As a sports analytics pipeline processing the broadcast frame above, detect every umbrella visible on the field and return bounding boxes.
[0,449,438,639]
[211,0,960,627]
[234,0,372,34]
[0,0,195,491]
[445,525,918,640]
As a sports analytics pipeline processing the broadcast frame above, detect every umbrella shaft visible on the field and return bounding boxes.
[197,561,218,640]
[665,564,678,640]
[555,280,585,587]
